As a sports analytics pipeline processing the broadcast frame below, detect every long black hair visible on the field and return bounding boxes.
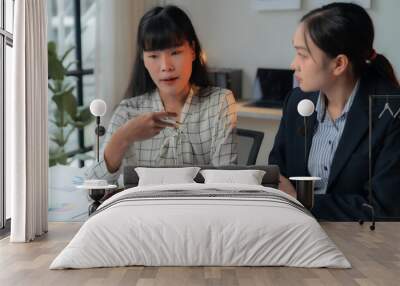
[301,2,399,87]
[127,5,210,97]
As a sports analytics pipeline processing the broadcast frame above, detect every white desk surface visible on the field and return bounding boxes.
[237,101,282,120]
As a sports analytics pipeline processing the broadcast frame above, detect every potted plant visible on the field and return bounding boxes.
[48,41,94,166]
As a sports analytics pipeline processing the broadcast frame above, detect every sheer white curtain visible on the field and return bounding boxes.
[8,0,48,242]
[95,0,159,128]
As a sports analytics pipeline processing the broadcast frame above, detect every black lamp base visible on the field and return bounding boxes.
[88,201,101,215]
[290,177,319,211]
[295,180,314,210]
[88,188,106,215]
[358,203,376,231]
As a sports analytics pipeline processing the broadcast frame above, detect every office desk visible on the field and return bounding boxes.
[237,101,283,120]
[237,101,282,164]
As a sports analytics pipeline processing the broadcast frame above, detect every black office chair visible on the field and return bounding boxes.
[236,128,264,165]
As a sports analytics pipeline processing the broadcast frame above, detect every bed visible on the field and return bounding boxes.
[49,165,350,269]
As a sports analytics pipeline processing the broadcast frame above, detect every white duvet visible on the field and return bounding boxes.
[50,183,351,269]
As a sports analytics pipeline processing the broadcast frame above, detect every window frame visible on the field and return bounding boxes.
[1,0,14,233]
[48,0,95,167]
[65,0,94,167]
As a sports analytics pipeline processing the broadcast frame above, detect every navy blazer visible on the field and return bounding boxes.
[269,74,400,221]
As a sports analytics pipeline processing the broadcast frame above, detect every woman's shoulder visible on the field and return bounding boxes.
[193,86,236,112]
[196,86,234,98]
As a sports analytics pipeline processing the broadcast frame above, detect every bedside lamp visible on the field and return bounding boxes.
[297,99,315,165]
[290,99,320,210]
[81,99,113,215]
[90,99,107,162]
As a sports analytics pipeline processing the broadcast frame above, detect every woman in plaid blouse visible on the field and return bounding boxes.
[86,5,237,183]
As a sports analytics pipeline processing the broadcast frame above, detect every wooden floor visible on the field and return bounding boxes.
[0,222,399,286]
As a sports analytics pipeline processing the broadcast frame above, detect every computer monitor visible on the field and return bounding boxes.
[249,68,295,108]
[208,68,242,100]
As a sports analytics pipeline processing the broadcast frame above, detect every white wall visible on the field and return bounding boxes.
[370,0,400,78]
[166,0,400,99]
[164,0,400,165]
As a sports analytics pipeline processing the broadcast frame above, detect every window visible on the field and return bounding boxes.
[1,0,14,233]
[47,0,97,222]
[47,0,96,168]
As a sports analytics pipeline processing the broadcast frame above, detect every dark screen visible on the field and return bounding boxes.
[255,68,294,103]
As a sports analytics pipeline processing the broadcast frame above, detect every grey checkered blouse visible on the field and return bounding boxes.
[85,86,238,183]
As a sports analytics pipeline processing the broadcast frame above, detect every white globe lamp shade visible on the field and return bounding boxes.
[297,99,315,117]
[90,99,107,117]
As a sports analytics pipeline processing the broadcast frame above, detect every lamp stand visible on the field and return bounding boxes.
[88,189,105,215]
[96,117,100,162]
[359,96,376,230]
[94,116,106,163]
[304,116,308,172]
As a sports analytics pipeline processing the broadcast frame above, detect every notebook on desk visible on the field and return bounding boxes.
[246,68,295,109]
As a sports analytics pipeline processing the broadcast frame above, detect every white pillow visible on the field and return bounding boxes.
[135,167,201,186]
[200,169,266,185]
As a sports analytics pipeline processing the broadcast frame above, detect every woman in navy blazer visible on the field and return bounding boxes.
[269,3,400,220]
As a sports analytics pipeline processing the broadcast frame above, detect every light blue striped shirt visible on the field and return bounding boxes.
[308,81,359,194]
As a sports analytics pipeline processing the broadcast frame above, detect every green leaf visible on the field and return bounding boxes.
[49,156,57,167]
[48,42,65,80]
[50,128,66,146]
[54,80,64,92]
[50,135,62,146]
[48,83,57,94]
[53,90,77,119]
[49,147,68,166]
[49,146,60,155]
[64,60,79,71]
[77,106,94,125]
[53,109,70,128]
[48,42,56,54]
[72,153,94,162]
[56,153,69,165]
[48,41,81,165]
[64,127,77,143]
[73,122,83,129]
[61,46,75,63]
